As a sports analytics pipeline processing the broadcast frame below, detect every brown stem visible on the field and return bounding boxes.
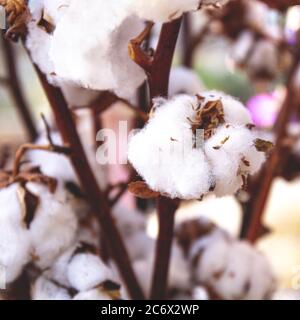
[2,38,37,141]
[130,18,182,299]
[245,62,299,243]
[150,197,180,300]
[34,68,145,300]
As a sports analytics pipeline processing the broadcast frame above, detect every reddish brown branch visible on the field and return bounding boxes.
[34,68,145,300]
[2,38,37,141]
[245,63,299,243]
[150,197,180,300]
[130,18,182,299]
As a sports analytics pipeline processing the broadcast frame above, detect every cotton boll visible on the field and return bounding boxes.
[28,132,77,183]
[0,184,31,283]
[26,19,58,84]
[26,0,71,86]
[128,95,212,199]
[128,93,262,199]
[169,67,205,97]
[50,0,146,99]
[26,183,78,269]
[31,276,71,300]
[184,219,275,300]
[131,0,200,23]
[43,245,76,288]
[67,253,115,292]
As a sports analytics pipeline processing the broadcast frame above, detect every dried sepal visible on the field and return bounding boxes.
[128,181,160,199]
[254,138,274,153]
[188,96,225,141]
[0,0,29,40]
[17,185,39,229]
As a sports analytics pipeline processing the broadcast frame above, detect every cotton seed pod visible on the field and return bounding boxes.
[26,182,78,269]
[175,218,276,300]
[0,183,31,283]
[128,91,267,199]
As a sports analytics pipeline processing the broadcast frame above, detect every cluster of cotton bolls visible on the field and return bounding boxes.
[31,243,122,300]
[26,0,228,100]
[128,91,266,200]
[217,0,287,81]
[0,182,78,284]
[175,217,276,300]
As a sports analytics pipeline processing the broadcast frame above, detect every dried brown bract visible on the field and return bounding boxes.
[128,180,160,199]
[0,0,29,40]
[188,96,225,141]
[254,138,274,153]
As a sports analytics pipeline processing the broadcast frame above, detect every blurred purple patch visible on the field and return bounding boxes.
[247,93,279,128]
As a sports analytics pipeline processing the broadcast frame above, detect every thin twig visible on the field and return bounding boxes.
[2,38,37,141]
[34,67,145,300]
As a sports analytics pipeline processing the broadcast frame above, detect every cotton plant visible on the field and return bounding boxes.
[128,91,270,200]
[0,181,78,283]
[32,242,122,300]
[175,218,276,300]
[26,0,101,106]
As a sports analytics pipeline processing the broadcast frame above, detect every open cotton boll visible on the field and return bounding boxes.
[128,95,212,199]
[31,276,72,300]
[181,218,275,300]
[26,183,78,269]
[28,132,77,183]
[50,0,146,99]
[26,0,71,86]
[0,184,31,283]
[67,253,115,292]
[128,92,263,199]
[169,67,205,97]
[130,0,200,22]
[43,244,76,288]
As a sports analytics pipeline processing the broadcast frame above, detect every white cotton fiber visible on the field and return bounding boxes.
[26,183,78,269]
[183,218,276,300]
[28,132,77,183]
[31,276,71,300]
[50,0,146,99]
[128,91,265,199]
[130,0,200,22]
[0,184,31,283]
[67,253,114,292]
[169,66,205,97]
